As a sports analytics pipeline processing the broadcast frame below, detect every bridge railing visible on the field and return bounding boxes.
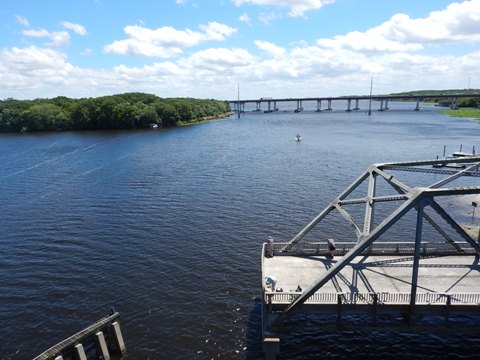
[265,291,480,305]
[268,241,477,257]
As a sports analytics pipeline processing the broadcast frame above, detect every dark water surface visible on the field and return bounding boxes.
[1,103,480,359]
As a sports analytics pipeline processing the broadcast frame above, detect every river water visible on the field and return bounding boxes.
[1,102,480,359]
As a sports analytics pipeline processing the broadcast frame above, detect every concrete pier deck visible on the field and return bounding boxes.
[264,252,480,297]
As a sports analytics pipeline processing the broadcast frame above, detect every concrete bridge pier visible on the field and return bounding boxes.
[273,101,278,112]
[354,99,360,110]
[235,102,245,112]
[384,99,389,110]
[346,99,352,112]
[236,102,245,118]
[268,101,272,112]
[255,101,261,112]
[316,99,322,112]
[451,98,459,110]
[415,99,421,111]
[325,99,332,111]
[295,100,303,113]
[263,338,280,360]
[379,99,385,111]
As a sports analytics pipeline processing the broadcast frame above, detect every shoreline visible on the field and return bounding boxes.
[177,112,234,127]
[439,107,480,119]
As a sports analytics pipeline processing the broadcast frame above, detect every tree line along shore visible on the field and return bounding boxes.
[1,90,479,133]
[0,93,231,133]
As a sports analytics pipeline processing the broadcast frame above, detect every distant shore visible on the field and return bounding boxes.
[439,107,480,120]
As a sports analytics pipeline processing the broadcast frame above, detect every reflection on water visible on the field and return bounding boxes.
[1,104,480,359]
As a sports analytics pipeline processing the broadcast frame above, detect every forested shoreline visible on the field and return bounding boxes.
[389,89,480,107]
[0,93,231,133]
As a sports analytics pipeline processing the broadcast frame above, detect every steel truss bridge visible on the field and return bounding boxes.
[261,156,480,358]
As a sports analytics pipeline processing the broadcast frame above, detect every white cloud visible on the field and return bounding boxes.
[317,0,480,53]
[15,15,29,27]
[0,46,74,92]
[239,12,251,23]
[104,22,237,57]
[3,2,480,100]
[199,22,237,41]
[254,40,286,57]
[62,21,87,36]
[81,48,93,56]
[2,41,480,100]
[232,0,335,17]
[22,28,70,47]
[258,12,279,25]
[186,47,256,68]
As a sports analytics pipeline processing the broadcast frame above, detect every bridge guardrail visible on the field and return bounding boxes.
[265,291,480,305]
[268,241,477,257]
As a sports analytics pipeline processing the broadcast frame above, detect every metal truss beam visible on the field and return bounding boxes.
[274,158,480,324]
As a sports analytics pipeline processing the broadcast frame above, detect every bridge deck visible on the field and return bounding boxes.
[263,252,480,303]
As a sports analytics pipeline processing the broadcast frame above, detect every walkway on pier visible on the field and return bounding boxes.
[264,245,480,306]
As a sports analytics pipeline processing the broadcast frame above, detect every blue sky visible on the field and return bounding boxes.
[1,0,480,100]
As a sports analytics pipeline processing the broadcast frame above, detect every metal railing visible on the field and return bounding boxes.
[269,241,477,257]
[265,291,480,305]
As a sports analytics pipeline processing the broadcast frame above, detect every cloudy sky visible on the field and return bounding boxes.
[1,0,480,100]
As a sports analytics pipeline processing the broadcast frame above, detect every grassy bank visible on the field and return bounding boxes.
[439,107,480,119]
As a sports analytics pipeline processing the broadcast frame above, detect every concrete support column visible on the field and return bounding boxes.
[415,99,420,111]
[346,99,352,111]
[385,99,389,110]
[112,321,126,354]
[75,344,87,360]
[296,100,303,112]
[273,101,277,111]
[96,331,111,360]
[256,102,260,111]
[268,101,271,112]
[451,98,458,109]
[327,99,332,110]
[354,99,360,110]
[379,99,384,111]
[263,338,280,360]
[316,99,322,112]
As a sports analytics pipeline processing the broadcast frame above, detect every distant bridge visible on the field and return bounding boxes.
[230,93,480,113]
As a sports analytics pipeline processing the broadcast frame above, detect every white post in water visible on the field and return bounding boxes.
[112,321,126,353]
[96,331,111,360]
[74,344,87,360]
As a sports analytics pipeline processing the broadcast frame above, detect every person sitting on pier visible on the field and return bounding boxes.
[265,275,277,291]
[327,238,336,258]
